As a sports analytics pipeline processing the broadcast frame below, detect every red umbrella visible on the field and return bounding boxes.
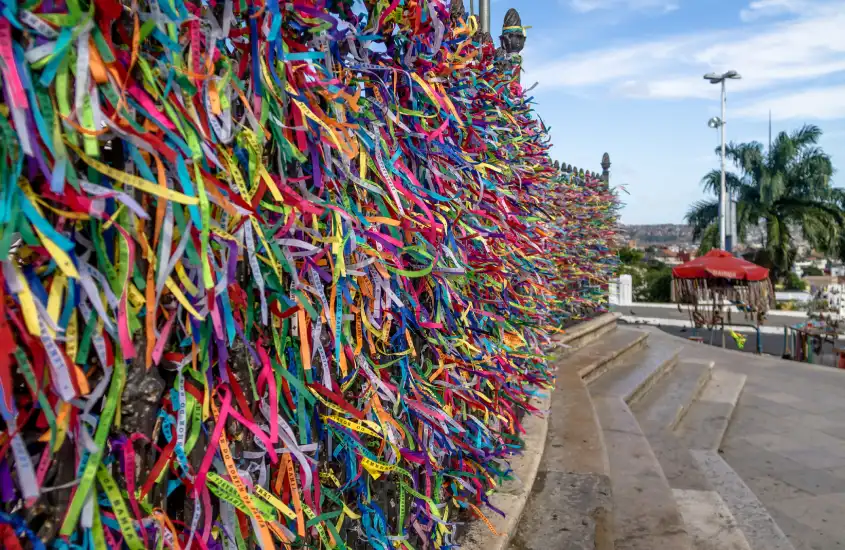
[672,249,769,282]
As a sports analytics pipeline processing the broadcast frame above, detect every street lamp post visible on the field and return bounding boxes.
[479,0,490,34]
[707,115,732,252]
[704,70,741,252]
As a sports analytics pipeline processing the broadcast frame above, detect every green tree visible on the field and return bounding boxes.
[784,272,807,291]
[618,247,644,265]
[685,125,841,279]
[643,265,673,302]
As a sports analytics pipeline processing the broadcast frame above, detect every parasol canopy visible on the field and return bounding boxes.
[672,249,774,318]
[672,249,770,281]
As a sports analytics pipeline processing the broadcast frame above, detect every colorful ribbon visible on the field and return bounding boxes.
[0,1,618,548]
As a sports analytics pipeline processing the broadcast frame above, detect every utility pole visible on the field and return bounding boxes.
[704,70,742,252]
[721,78,728,251]
[479,0,490,34]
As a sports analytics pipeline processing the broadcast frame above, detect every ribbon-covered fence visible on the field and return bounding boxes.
[0,0,618,548]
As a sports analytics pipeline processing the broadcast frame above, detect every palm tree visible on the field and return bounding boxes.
[685,124,841,279]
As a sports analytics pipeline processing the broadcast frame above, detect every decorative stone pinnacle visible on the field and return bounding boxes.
[601,153,611,184]
[500,8,526,55]
[449,0,466,23]
[475,30,494,45]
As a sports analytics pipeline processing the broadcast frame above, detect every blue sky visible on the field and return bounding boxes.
[475,0,845,224]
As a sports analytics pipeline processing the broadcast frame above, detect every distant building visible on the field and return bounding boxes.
[678,250,695,263]
[654,251,682,266]
[794,259,828,277]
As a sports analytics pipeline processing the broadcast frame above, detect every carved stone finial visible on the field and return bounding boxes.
[449,0,466,23]
[553,160,560,170]
[500,8,526,55]
[601,152,611,184]
[475,30,494,45]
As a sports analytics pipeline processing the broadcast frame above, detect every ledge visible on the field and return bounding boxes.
[556,312,622,352]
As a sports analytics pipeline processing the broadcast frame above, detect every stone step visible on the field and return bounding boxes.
[676,370,747,452]
[567,327,649,383]
[587,341,693,549]
[589,340,682,403]
[645,431,753,550]
[633,360,714,436]
[556,312,622,355]
[592,394,694,549]
[631,361,751,550]
[690,450,796,550]
[672,486,753,550]
[650,435,752,550]
[508,328,648,549]
[630,359,715,494]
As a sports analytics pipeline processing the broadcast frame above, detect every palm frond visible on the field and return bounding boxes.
[697,223,719,255]
[789,124,823,148]
[759,171,785,206]
[788,149,834,198]
[734,200,757,245]
[685,199,719,241]
[723,142,765,176]
[700,170,745,196]
[692,123,843,277]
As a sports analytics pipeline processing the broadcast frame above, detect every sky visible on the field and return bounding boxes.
[472,0,845,224]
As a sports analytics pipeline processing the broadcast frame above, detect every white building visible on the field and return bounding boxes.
[794,259,828,277]
[609,274,633,306]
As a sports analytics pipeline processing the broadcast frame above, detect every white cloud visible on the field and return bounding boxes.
[739,0,809,22]
[524,0,845,114]
[567,0,679,13]
[525,36,697,89]
[734,85,845,120]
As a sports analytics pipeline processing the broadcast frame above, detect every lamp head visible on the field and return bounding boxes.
[708,116,723,129]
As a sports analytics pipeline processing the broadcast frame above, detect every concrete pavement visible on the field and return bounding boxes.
[641,327,845,550]
[610,304,807,329]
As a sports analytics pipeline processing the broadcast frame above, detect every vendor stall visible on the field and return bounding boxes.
[672,249,774,351]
